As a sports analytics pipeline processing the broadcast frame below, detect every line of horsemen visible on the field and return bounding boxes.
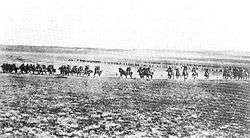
[0,63,102,77]
[119,65,205,80]
[1,63,249,80]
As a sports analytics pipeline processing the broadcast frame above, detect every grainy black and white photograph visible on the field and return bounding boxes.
[0,0,249,137]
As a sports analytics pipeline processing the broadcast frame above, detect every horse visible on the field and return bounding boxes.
[166,66,174,79]
[137,67,153,79]
[1,63,7,73]
[58,65,70,75]
[76,66,84,76]
[70,65,78,76]
[20,63,27,74]
[191,67,198,80]
[94,66,102,77]
[223,68,232,80]
[83,69,93,76]
[65,65,71,76]
[80,65,92,76]
[204,69,209,79]
[126,67,133,78]
[41,65,47,75]
[1,63,19,73]
[238,68,244,80]
[58,65,66,75]
[47,65,56,75]
[232,67,238,80]
[119,68,128,78]
[29,64,36,74]
[175,68,180,79]
[11,64,19,73]
[182,66,188,81]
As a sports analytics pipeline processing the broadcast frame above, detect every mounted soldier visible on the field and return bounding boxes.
[166,66,173,79]
[191,66,198,80]
[223,67,231,80]
[58,65,66,75]
[182,65,188,81]
[82,65,93,76]
[29,64,35,74]
[126,67,133,78]
[66,65,71,75]
[71,65,78,75]
[94,66,102,77]
[47,65,56,75]
[204,68,209,79]
[41,65,47,75]
[118,67,133,78]
[77,66,84,76]
[11,64,18,73]
[137,67,153,79]
[20,63,26,74]
[175,68,180,79]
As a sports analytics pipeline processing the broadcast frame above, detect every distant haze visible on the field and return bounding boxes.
[0,0,249,51]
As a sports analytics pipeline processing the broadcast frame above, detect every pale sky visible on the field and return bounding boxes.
[0,0,249,51]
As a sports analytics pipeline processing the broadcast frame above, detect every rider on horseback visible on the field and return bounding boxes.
[166,66,173,79]
[204,68,209,79]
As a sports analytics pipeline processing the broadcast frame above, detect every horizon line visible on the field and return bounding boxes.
[0,44,249,53]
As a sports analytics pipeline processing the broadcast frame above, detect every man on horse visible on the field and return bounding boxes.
[182,65,188,81]
[175,68,180,79]
[94,66,102,77]
[191,66,198,80]
[126,67,133,78]
[166,66,173,79]
[204,68,209,79]
[137,67,153,79]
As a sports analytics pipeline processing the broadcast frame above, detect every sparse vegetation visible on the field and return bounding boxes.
[0,74,248,137]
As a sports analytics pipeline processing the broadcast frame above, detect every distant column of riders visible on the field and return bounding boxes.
[0,63,102,77]
[58,64,102,77]
[222,66,249,80]
[0,63,249,80]
[1,63,56,75]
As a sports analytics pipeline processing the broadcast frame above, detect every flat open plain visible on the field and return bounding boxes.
[0,46,249,137]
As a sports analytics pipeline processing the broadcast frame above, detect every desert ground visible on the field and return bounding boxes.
[0,45,249,137]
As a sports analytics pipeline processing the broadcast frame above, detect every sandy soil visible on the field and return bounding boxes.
[0,74,248,137]
[0,47,249,137]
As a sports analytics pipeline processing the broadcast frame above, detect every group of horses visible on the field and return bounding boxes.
[58,65,102,77]
[1,63,249,80]
[118,65,200,80]
[165,66,212,80]
[118,65,249,81]
[223,66,248,80]
[1,63,56,75]
[118,67,154,79]
[0,63,102,77]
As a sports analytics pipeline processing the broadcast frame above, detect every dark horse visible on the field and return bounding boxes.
[1,63,18,73]
[204,69,209,79]
[118,67,133,78]
[137,67,153,79]
[166,66,174,79]
[175,68,180,79]
[182,66,188,81]
[191,66,198,80]
[94,66,102,77]
[47,65,56,75]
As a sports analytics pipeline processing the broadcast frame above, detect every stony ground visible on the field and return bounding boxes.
[0,74,248,137]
